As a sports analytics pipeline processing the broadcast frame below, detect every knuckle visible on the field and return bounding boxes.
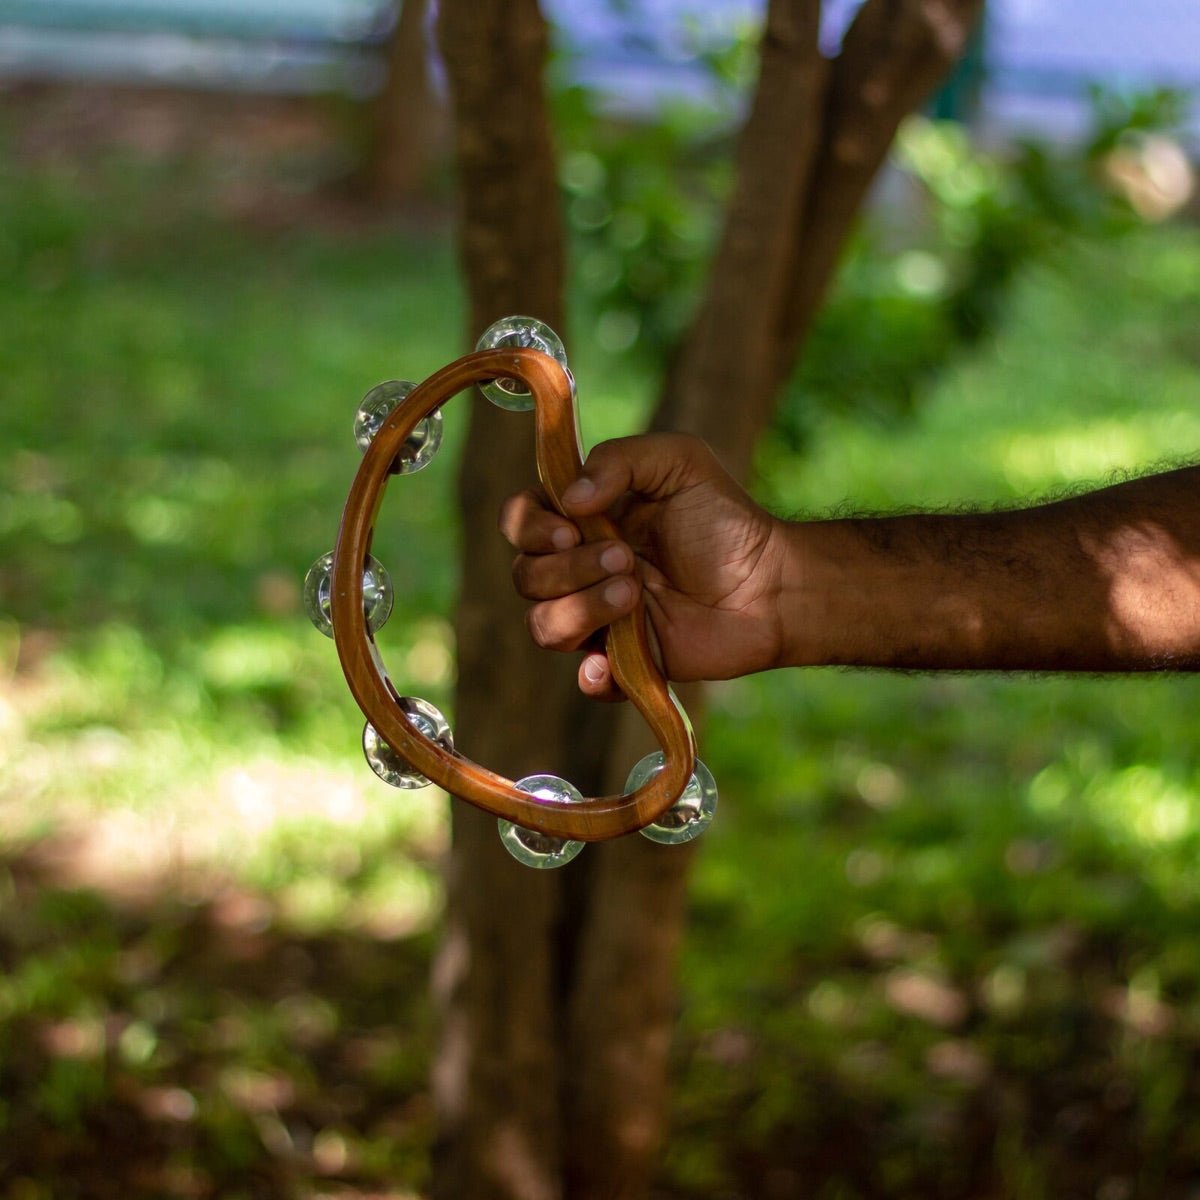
[497,495,519,542]
[525,604,560,650]
[497,495,531,546]
[497,488,542,546]
[510,554,535,598]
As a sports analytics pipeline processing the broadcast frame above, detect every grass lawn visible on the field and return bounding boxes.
[2,89,1200,1199]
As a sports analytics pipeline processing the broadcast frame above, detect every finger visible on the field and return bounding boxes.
[578,652,626,702]
[512,540,633,601]
[498,488,580,553]
[559,433,720,516]
[525,575,640,653]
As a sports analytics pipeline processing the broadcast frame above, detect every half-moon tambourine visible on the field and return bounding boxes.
[303,317,716,868]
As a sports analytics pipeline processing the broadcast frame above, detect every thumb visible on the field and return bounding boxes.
[559,433,718,517]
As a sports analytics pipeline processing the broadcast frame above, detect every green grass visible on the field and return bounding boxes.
[3,112,1200,1199]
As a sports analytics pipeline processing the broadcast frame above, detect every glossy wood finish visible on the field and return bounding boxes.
[331,347,696,840]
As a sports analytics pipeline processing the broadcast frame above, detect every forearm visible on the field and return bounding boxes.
[778,467,1200,671]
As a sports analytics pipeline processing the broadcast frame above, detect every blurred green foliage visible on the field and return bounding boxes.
[778,84,1192,449]
[0,114,454,1195]
[2,80,1200,1199]
[551,5,755,364]
[555,63,1193,459]
[555,84,732,362]
[686,187,1200,1198]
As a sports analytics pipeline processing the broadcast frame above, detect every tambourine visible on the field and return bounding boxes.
[304,317,716,868]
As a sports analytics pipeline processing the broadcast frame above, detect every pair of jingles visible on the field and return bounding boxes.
[304,317,716,868]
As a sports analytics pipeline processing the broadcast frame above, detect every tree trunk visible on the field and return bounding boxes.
[433,2,984,1197]
[360,0,445,203]
[432,4,580,1197]
[658,0,826,470]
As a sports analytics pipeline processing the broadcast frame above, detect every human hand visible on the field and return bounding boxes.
[499,433,787,698]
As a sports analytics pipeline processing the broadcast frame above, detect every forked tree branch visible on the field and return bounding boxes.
[768,0,985,398]
[660,0,984,478]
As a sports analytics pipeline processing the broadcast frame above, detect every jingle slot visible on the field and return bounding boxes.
[363,721,428,789]
[362,697,453,790]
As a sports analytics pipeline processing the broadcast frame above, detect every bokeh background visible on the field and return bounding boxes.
[1,2,1199,1197]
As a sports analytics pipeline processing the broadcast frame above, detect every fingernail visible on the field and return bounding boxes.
[600,544,628,573]
[583,655,606,683]
[551,526,576,550]
[604,578,633,608]
[562,476,596,506]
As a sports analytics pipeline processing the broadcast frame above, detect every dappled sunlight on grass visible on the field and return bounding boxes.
[1,620,449,905]
[0,118,473,1191]
[1,618,445,1195]
[0,847,439,1196]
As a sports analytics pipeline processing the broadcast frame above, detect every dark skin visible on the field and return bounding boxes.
[499,433,1200,699]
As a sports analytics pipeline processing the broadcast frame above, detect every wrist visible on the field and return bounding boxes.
[771,515,952,669]
[771,518,863,668]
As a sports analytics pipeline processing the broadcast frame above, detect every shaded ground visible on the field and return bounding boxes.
[0,846,435,1200]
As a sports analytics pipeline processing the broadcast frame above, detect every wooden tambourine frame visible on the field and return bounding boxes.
[330,346,696,841]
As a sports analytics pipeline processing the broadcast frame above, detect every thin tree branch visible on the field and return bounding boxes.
[657,0,827,478]
[768,0,985,394]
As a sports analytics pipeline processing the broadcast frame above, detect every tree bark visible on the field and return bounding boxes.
[766,0,986,400]
[433,2,985,1198]
[658,0,826,473]
[432,4,576,1198]
[361,0,445,203]
[560,716,697,1197]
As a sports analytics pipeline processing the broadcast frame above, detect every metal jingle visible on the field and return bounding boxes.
[625,751,718,845]
[304,551,394,639]
[497,773,586,868]
[354,379,444,474]
[475,315,569,411]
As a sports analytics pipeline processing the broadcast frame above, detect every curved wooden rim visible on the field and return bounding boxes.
[330,347,696,840]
